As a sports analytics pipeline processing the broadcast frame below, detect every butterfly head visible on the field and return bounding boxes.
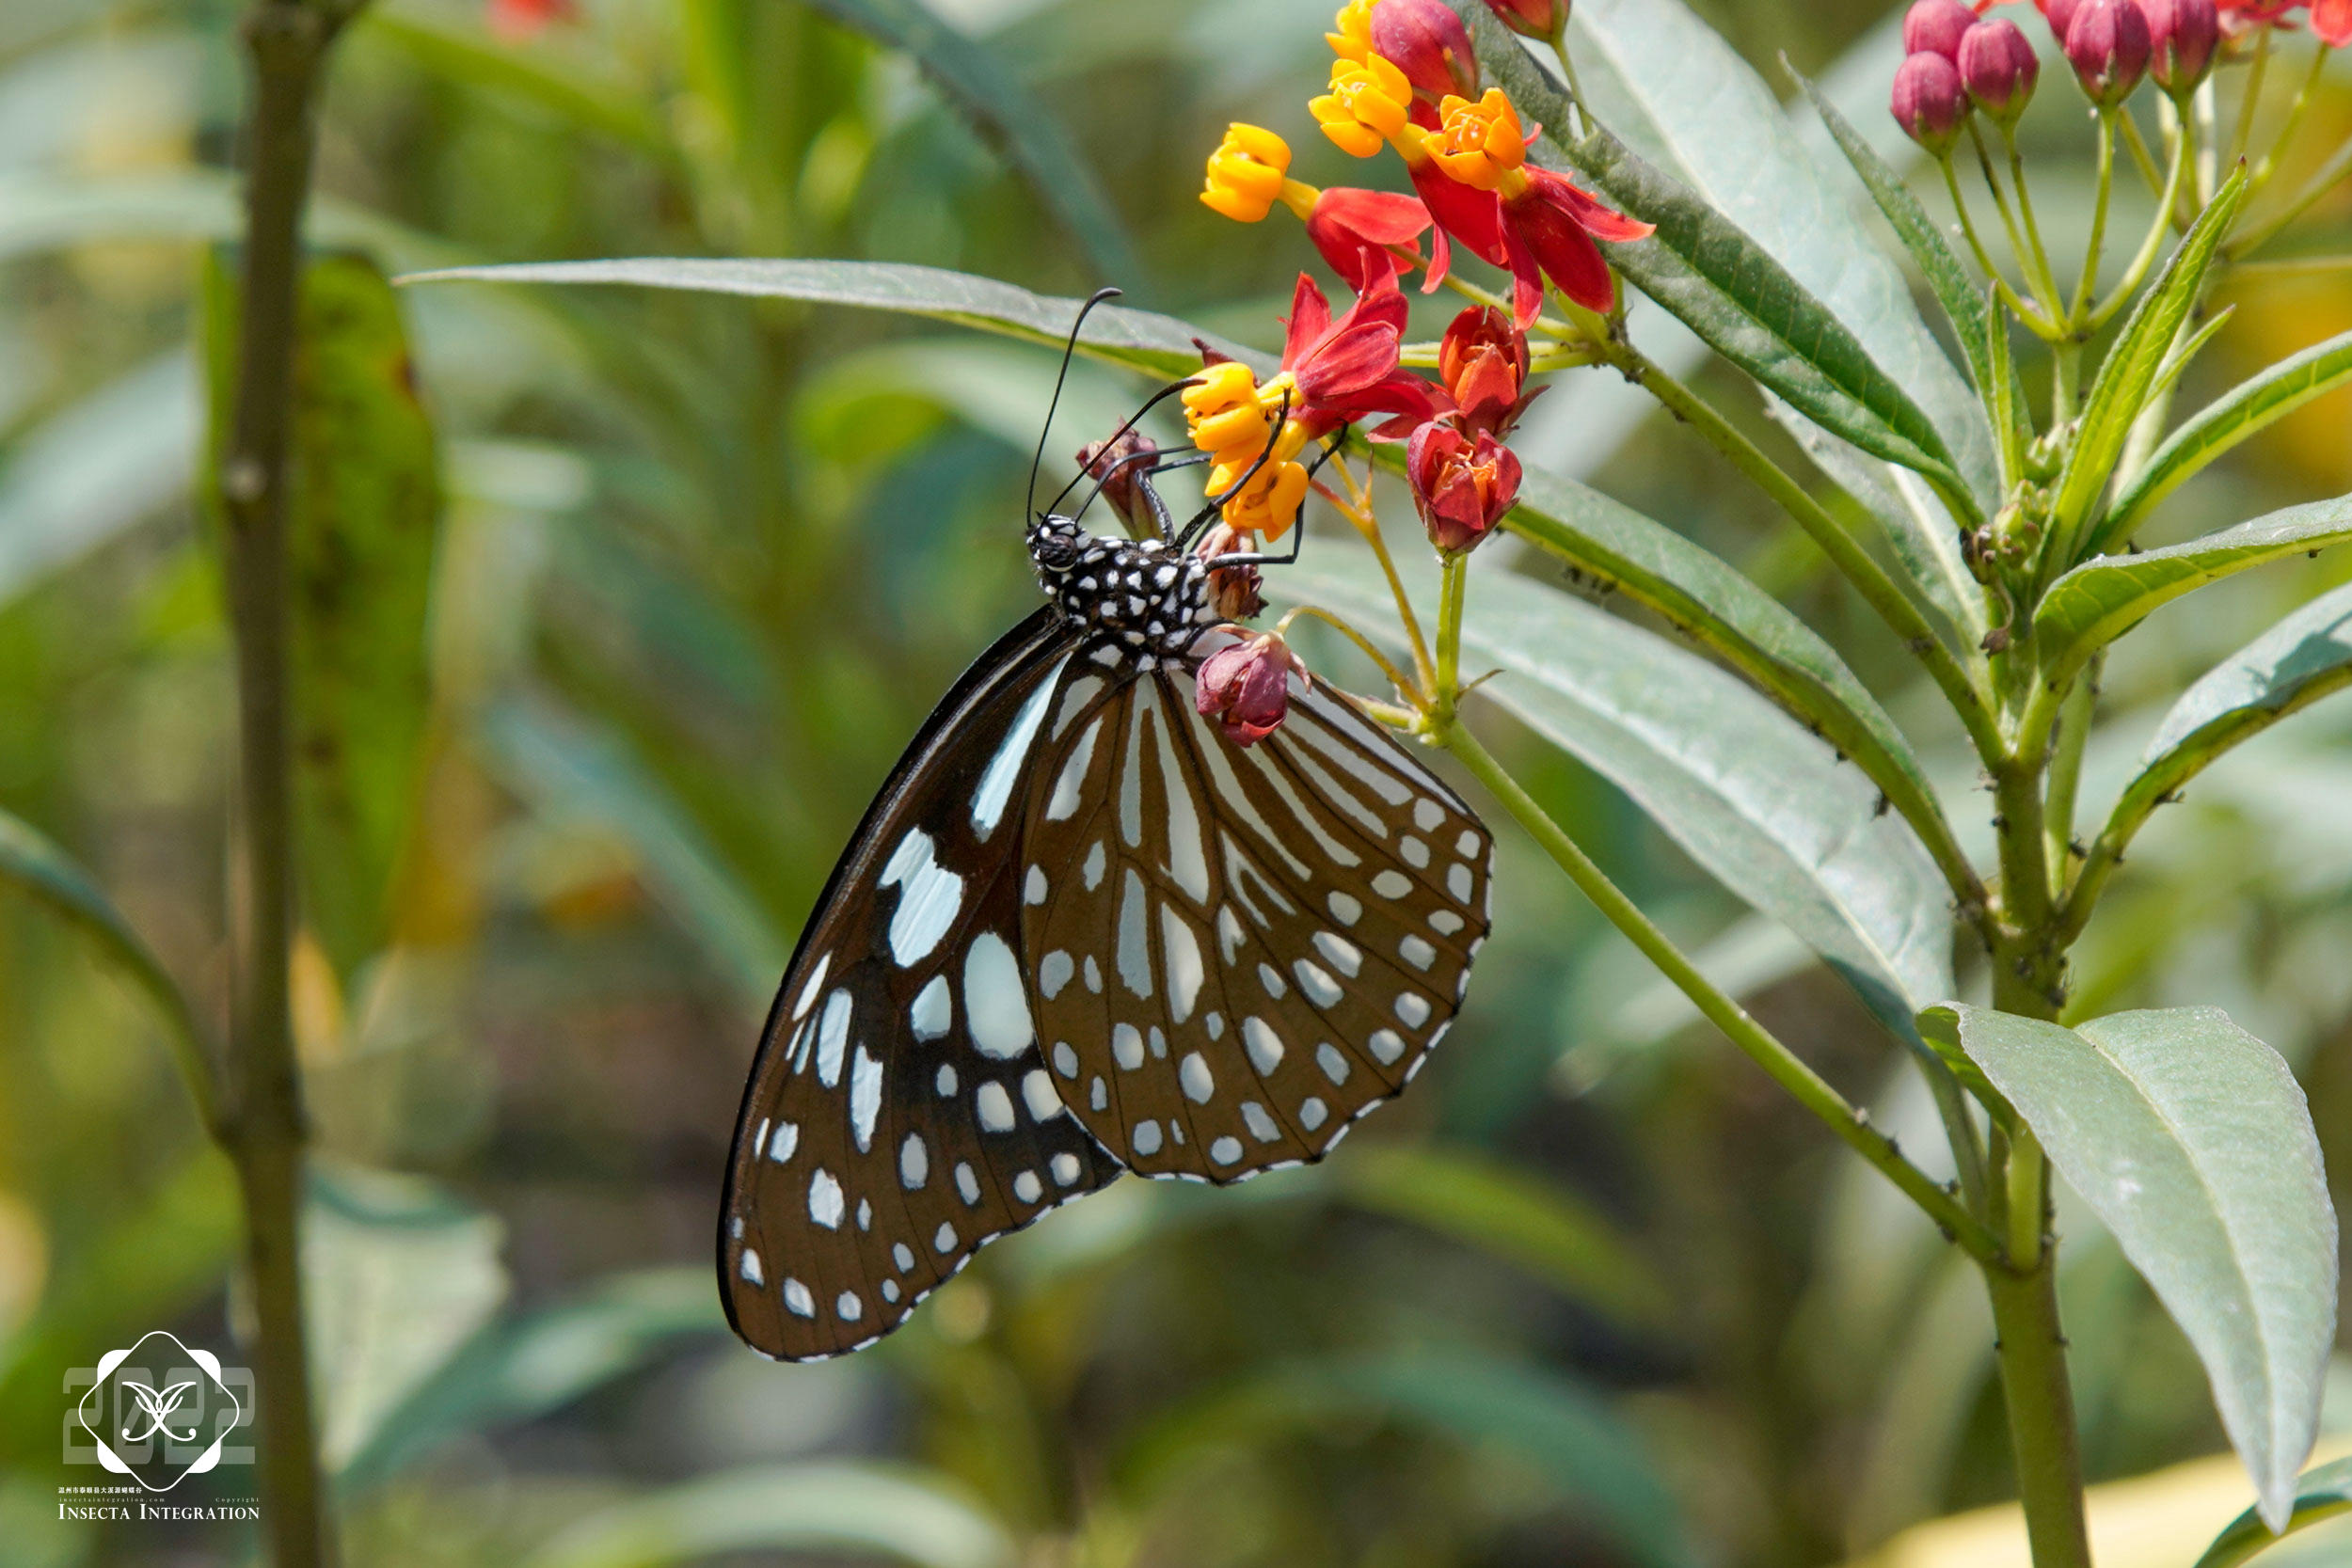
[1027,513,1218,658]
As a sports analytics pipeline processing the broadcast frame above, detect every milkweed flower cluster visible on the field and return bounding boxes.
[1190,0,1650,561]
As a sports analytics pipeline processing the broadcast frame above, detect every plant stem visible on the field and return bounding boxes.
[1944,158,2058,334]
[2006,127,2068,317]
[1435,553,1466,717]
[2250,42,2330,193]
[218,2,355,1564]
[2118,106,2165,198]
[2229,26,2272,173]
[1440,721,1999,1259]
[2090,130,2192,330]
[2230,131,2352,258]
[2041,653,2097,904]
[1982,1253,2091,1568]
[2070,114,2117,324]
[1609,349,2004,761]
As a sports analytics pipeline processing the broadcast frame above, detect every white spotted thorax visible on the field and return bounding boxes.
[1026,514,1220,669]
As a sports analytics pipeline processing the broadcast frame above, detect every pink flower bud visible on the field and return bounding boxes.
[2065,0,2151,105]
[1076,430,1163,537]
[2036,0,2085,44]
[1195,523,1267,623]
[1370,0,1480,104]
[1482,0,1567,40]
[1196,632,1304,747]
[1891,52,1970,155]
[1958,19,2040,121]
[1903,0,1979,60]
[2143,0,2218,94]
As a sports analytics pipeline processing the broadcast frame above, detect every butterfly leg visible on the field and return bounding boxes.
[1196,435,1344,569]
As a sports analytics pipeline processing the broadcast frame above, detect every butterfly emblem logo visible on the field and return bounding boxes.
[72,1330,247,1492]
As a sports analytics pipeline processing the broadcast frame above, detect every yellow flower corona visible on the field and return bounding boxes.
[1325,0,1375,63]
[1200,122,1293,223]
[1427,89,1528,191]
[1310,55,1413,158]
[1183,364,1312,540]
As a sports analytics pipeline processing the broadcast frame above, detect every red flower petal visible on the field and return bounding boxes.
[1281,272,1333,367]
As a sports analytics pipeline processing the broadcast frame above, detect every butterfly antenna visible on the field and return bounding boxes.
[1028,287,1122,521]
[1046,376,1204,517]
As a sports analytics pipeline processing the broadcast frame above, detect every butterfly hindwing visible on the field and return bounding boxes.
[1020,635,1493,1183]
[722,610,1124,1361]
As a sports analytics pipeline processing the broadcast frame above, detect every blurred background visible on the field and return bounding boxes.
[2,0,2350,1563]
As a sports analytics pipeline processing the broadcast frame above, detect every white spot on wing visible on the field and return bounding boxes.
[1023,1069,1063,1120]
[1400,934,1437,970]
[1048,718,1104,821]
[1372,869,1412,900]
[1395,991,1432,1027]
[1448,863,1474,903]
[791,954,832,1021]
[1113,1022,1145,1070]
[1052,1152,1082,1186]
[1312,931,1363,977]
[964,932,1034,1059]
[910,974,951,1040]
[1316,1042,1350,1085]
[1181,1052,1216,1103]
[1209,1135,1243,1165]
[1301,1097,1328,1131]
[900,1134,929,1189]
[816,990,852,1087]
[973,664,1063,839]
[1117,870,1154,997]
[1293,960,1343,1007]
[1241,1101,1279,1142]
[1369,1029,1406,1064]
[1243,1017,1285,1076]
[785,1278,815,1317]
[739,1248,764,1285]
[976,1081,1016,1132]
[882,831,965,966]
[1039,950,1074,998]
[1327,892,1362,927]
[935,1222,958,1253]
[1013,1170,1043,1203]
[808,1167,844,1228]
[1414,798,1445,832]
[1131,1119,1163,1156]
[768,1120,801,1163]
[850,1045,882,1151]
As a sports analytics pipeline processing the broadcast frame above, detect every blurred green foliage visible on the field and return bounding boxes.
[2,0,2351,1564]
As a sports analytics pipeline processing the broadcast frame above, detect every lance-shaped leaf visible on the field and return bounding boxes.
[1446,1,1973,512]
[2096,578,2352,862]
[1288,558,1953,1052]
[1415,457,1973,903]
[0,807,217,1131]
[1120,1349,1691,1568]
[2049,170,2248,568]
[520,1462,1015,1568]
[205,251,444,979]
[399,257,1255,379]
[2193,1455,2352,1567]
[2034,494,2352,690]
[795,0,1139,285]
[2102,327,2352,553]
[1550,0,1995,505]
[1920,1004,2337,1531]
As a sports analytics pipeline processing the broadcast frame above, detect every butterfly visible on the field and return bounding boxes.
[719,296,1495,1360]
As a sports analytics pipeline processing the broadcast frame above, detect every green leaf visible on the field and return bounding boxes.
[1763,393,1986,644]
[1120,1349,1692,1568]
[2103,327,2352,552]
[303,1165,508,1474]
[789,0,1138,285]
[2033,493,2352,691]
[1332,1144,1671,1327]
[2194,1455,2352,1567]
[1288,556,1954,1051]
[203,251,445,977]
[337,1267,716,1493]
[2090,578,2352,870]
[519,1462,1014,1568]
[1449,3,1973,510]
[1923,1003,2338,1531]
[0,806,216,1130]
[1468,462,1969,900]
[1547,1,1994,504]
[2050,170,2249,568]
[398,257,1255,379]
[1789,71,2001,420]
[481,697,787,1009]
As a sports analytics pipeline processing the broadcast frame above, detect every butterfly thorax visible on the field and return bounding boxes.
[1028,515,1219,665]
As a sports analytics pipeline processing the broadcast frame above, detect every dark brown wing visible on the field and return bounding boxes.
[720,610,1123,1361]
[1018,639,1493,1182]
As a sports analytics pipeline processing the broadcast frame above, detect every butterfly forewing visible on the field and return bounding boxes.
[723,610,1123,1361]
[1019,640,1493,1182]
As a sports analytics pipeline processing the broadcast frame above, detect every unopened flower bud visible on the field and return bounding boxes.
[1076,430,1165,537]
[1482,0,1566,39]
[2035,0,2084,44]
[1959,19,2040,121]
[1903,0,1979,60]
[1196,632,1306,747]
[1371,0,1480,103]
[2143,0,2218,95]
[2066,0,2151,106]
[1891,52,1970,155]
[1437,306,1541,439]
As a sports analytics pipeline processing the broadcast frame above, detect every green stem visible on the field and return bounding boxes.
[1440,722,1999,1259]
[1435,552,1466,718]
[2006,126,2068,315]
[2041,653,2098,904]
[2089,129,2192,330]
[2230,128,2352,258]
[2118,107,2165,198]
[217,3,358,1564]
[2070,114,2117,324]
[1612,347,2004,762]
[1944,158,2058,334]
[2250,42,2330,194]
[1972,121,2061,322]
[2229,26,2272,173]
[1982,1248,2091,1568]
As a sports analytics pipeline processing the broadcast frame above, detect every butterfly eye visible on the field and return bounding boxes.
[1032,530,1081,572]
